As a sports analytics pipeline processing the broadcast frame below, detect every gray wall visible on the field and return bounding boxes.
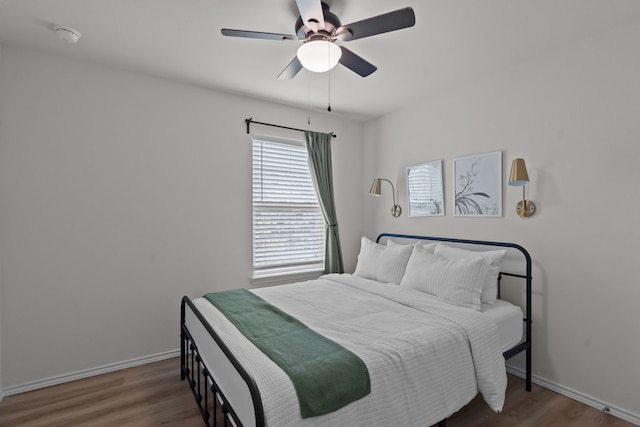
[0,47,364,388]
[362,22,640,419]
[0,43,4,400]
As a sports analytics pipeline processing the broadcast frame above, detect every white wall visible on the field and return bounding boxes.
[0,43,4,401]
[363,23,640,420]
[0,47,364,388]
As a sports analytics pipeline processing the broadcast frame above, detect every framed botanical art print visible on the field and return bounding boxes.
[406,160,444,217]
[454,151,502,217]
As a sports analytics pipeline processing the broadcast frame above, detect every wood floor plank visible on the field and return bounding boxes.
[445,375,632,427]
[0,358,202,427]
[0,357,634,427]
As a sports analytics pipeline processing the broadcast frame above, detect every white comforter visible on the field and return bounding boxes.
[192,273,507,427]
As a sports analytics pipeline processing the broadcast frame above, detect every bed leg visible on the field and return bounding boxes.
[526,347,532,391]
[181,298,186,380]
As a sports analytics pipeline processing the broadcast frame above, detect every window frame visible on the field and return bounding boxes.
[250,134,325,285]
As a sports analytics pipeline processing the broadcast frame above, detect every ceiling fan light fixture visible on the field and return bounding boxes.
[296,40,341,72]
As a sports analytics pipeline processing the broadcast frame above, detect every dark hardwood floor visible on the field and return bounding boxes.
[0,357,633,427]
[446,374,632,427]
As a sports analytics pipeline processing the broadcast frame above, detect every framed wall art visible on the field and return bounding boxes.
[454,151,502,217]
[406,160,444,217]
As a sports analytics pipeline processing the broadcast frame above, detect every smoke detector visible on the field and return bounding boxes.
[53,25,81,44]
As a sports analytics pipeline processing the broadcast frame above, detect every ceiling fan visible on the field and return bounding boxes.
[221,1,415,79]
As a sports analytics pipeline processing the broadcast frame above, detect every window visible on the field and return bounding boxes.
[252,135,325,281]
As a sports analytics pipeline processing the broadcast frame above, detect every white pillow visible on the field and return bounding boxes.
[354,237,413,284]
[400,245,491,310]
[434,244,507,304]
[386,239,438,253]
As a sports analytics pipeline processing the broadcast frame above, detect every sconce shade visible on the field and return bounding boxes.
[508,158,536,217]
[509,158,530,186]
[369,178,382,196]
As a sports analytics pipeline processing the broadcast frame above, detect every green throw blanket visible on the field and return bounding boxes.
[204,289,371,418]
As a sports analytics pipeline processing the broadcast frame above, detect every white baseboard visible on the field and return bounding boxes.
[506,364,640,426]
[3,349,180,398]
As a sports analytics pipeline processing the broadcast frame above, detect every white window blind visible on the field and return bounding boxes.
[252,136,325,272]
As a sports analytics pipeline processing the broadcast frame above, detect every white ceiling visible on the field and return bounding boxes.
[1,0,640,121]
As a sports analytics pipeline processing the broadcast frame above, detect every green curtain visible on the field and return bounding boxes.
[304,131,344,274]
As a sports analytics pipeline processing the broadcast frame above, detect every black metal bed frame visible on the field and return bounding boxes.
[181,296,265,427]
[180,233,533,427]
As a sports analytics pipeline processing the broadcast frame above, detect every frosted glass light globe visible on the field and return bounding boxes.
[296,40,341,73]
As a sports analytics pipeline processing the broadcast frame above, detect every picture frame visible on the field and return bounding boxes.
[406,160,445,217]
[454,151,502,217]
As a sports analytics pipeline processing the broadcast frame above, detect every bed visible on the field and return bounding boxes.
[180,233,532,427]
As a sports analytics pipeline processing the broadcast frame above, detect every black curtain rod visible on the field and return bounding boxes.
[245,118,336,138]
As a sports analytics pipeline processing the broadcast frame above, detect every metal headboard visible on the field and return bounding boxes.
[376,233,532,391]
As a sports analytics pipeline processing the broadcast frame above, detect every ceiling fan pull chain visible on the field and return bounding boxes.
[327,47,332,112]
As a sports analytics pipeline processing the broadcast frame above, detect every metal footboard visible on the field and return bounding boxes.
[181,297,265,427]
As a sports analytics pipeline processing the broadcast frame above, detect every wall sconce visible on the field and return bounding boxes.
[370,178,401,217]
[508,158,536,217]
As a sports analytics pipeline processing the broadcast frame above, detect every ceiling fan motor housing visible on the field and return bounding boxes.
[295,2,341,40]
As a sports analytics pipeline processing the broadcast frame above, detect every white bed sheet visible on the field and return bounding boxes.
[480,300,524,352]
[189,273,508,427]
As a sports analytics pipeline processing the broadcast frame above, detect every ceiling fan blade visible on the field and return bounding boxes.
[295,0,325,32]
[339,7,415,42]
[221,29,298,41]
[338,46,377,77]
[277,56,304,79]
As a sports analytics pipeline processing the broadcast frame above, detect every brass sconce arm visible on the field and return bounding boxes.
[370,178,402,217]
